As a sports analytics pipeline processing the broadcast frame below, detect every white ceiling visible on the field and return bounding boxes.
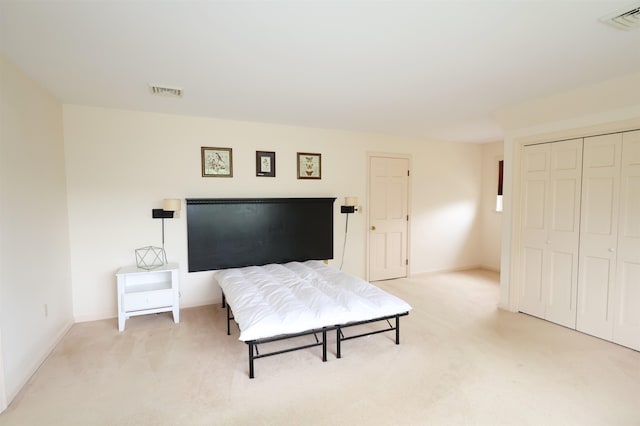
[1,1,640,143]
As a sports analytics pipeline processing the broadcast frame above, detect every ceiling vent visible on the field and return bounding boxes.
[601,4,640,31]
[149,85,183,97]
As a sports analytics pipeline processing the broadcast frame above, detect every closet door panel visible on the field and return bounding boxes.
[577,134,622,340]
[521,247,545,318]
[582,178,616,235]
[520,144,550,318]
[613,130,640,350]
[546,250,577,327]
[614,263,640,350]
[520,140,581,327]
[578,256,614,338]
[545,140,582,327]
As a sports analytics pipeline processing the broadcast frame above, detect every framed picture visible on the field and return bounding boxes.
[201,147,233,177]
[297,152,322,179]
[256,151,276,177]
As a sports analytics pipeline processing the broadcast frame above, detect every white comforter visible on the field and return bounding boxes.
[214,260,412,341]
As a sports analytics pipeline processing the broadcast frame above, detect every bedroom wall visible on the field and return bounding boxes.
[62,105,485,321]
[0,54,74,409]
[496,72,640,310]
[479,141,503,271]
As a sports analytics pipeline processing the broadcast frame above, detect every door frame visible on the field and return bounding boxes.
[366,152,412,282]
[0,327,7,413]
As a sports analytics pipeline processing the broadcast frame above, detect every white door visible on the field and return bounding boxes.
[368,156,409,281]
[520,139,582,328]
[576,133,622,340]
[520,144,550,318]
[545,140,583,328]
[612,130,640,351]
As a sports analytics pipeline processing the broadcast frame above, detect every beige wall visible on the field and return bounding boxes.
[480,141,503,271]
[0,54,74,408]
[63,105,485,321]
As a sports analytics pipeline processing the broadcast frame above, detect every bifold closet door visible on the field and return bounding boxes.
[576,133,622,341]
[612,130,640,351]
[520,139,582,328]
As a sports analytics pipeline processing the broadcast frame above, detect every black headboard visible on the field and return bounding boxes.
[186,198,336,272]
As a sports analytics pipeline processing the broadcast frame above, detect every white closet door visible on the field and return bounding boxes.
[544,140,583,328]
[577,133,622,340]
[520,144,550,319]
[520,139,582,327]
[613,130,640,350]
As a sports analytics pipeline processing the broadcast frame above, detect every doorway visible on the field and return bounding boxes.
[367,153,410,281]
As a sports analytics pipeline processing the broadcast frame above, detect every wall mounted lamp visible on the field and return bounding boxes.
[135,199,182,270]
[340,197,359,214]
[152,198,181,219]
[152,198,182,262]
[339,196,359,270]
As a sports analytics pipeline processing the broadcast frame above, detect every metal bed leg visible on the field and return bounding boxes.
[222,291,226,308]
[249,342,255,379]
[226,303,231,336]
[322,328,327,362]
[395,314,400,344]
[336,327,342,359]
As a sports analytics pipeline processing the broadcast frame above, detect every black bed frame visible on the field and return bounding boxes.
[186,197,409,378]
[222,292,409,378]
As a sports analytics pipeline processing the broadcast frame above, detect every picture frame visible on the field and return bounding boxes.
[201,147,233,177]
[297,152,322,179]
[256,151,276,177]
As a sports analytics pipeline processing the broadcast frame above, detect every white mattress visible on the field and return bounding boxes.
[214,260,412,341]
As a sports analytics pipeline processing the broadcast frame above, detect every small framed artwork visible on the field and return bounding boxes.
[256,151,276,177]
[297,152,322,179]
[201,147,233,177]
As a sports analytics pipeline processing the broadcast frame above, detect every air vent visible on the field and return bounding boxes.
[601,4,640,31]
[149,85,183,97]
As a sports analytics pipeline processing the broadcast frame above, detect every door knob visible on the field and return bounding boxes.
[371,226,376,231]
[608,248,616,253]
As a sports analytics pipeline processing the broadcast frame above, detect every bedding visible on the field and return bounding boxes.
[214,260,412,342]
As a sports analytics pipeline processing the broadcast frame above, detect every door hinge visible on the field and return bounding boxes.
[406,215,409,221]
[407,170,410,177]
[405,259,408,266]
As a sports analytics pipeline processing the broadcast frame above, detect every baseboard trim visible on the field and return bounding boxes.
[74,312,115,323]
[74,298,220,323]
[497,302,517,312]
[409,264,500,277]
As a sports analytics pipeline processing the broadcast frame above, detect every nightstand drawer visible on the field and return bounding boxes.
[123,288,173,312]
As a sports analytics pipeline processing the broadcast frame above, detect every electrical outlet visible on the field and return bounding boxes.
[44,304,48,318]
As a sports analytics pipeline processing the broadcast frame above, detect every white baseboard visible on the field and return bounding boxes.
[180,299,218,309]
[74,312,116,323]
[478,264,501,273]
[73,298,220,324]
[409,264,500,277]
[497,302,517,312]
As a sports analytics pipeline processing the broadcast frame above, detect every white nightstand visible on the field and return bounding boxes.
[116,263,180,331]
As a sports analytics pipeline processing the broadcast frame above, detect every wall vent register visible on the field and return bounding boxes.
[149,84,183,97]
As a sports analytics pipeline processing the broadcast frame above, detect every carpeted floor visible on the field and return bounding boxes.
[1,269,638,425]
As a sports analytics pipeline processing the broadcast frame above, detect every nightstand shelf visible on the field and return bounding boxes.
[116,263,180,331]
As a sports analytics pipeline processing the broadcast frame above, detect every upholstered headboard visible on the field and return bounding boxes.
[186,198,336,272]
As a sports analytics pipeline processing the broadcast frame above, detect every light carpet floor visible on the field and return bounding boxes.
[1,269,639,425]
